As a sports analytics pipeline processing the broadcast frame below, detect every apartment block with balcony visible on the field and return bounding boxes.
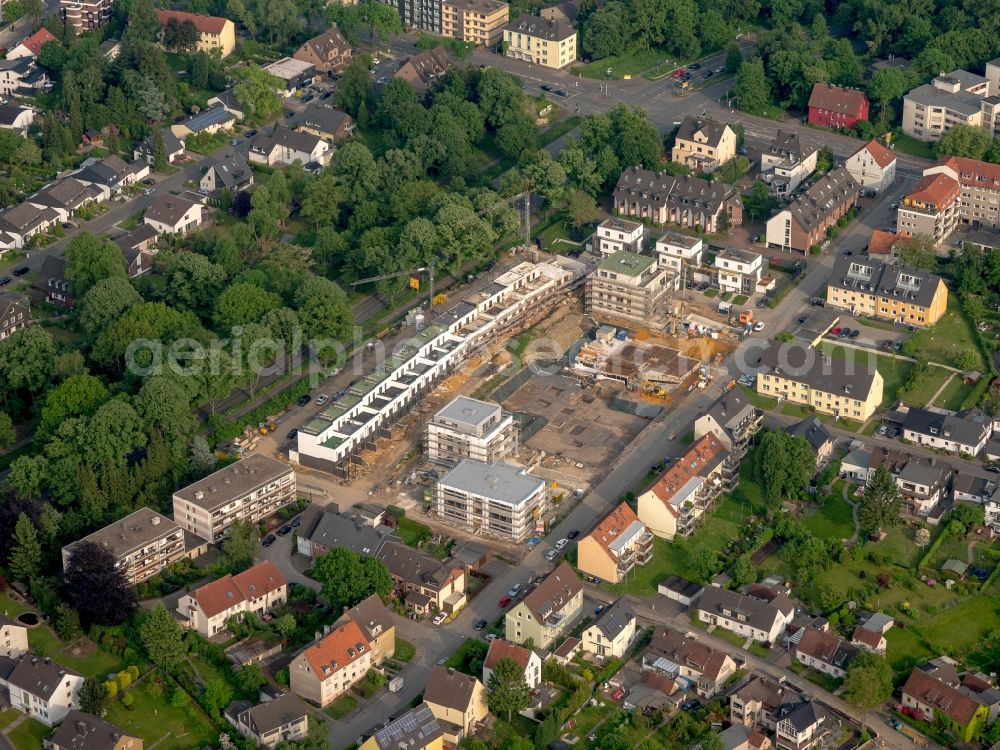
[694,391,763,489]
[425,396,517,466]
[714,248,765,296]
[902,70,992,141]
[897,172,962,242]
[433,459,547,542]
[585,251,677,330]
[593,217,645,256]
[922,156,1000,233]
[440,0,509,45]
[637,433,729,539]
[671,117,736,173]
[59,0,111,32]
[826,255,949,327]
[505,562,583,648]
[577,502,654,584]
[765,167,859,254]
[172,454,296,544]
[653,231,703,274]
[502,15,577,69]
[760,131,817,196]
[61,508,193,586]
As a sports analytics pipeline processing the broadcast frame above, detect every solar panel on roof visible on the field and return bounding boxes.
[185,106,233,133]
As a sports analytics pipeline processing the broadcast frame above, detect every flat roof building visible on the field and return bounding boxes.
[426,396,517,466]
[585,251,678,330]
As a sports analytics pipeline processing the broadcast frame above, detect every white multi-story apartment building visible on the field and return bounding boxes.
[0,656,84,726]
[653,231,703,274]
[293,258,586,476]
[433,459,547,542]
[290,621,372,707]
[172,455,296,544]
[593,217,644,256]
[760,131,817,196]
[177,561,288,637]
[425,396,518,467]
[902,70,992,142]
[776,703,827,750]
[714,248,765,296]
[61,508,192,586]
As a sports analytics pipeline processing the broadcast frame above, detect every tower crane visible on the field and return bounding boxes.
[349,261,439,317]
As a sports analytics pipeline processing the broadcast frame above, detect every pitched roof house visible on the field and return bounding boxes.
[0,655,85,726]
[696,585,795,644]
[177,561,287,637]
[642,626,736,697]
[33,255,73,307]
[143,194,204,236]
[224,693,309,748]
[48,710,142,750]
[730,675,805,731]
[671,116,737,173]
[295,104,355,144]
[901,405,992,457]
[482,639,542,690]
[807,83,869,128]
[765,167,859,253]
[200,152,254,194]
[394,47,451,96]
[422,665,488,745]
[902,667,987,742]
[7,28,58,60]
[506,561,583,648]
[358,703,443,750]
[794,628,859,678]
[582,599,637,659]
[376,540,466,616]
[248,128,331,168]
[0,294,30,341]
[337,593,395,665]
[577,502,654,584]
[846,139,897,193]
[290,620,372,707]
[293,25,353,76]
[133,128,184,166]
[614,166,743,233]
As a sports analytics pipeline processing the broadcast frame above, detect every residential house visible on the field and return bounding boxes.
[775,702,827,750]
[482,639,542,690]
[0,616,27,659]
[897,172,961,243]
[850,625,887,654]
[422,666,488,745]
[696,585,796,644]
[376,540,466,617]
[358,704,443,750]
[172,454,296,544]
[28,178,107,222]
[826,255,949,327]
[154,10,235,57]
[433,459,547,542]
[642,626,736,698]
[0,58,48,96]
[714,248,765,296]
[0,294,29,341]
[425,396,518,467]
[582,599,636,659]
[33,255,73,307]
[293,25,353,77]
[0,201,60,249]
[505,561,583,648]
[0,655,84,726]
[902,406,991,456]
[919,156,1000,234]
[289,620,372,707]
[394,47,451,96]
[114,224,159,278]
[224,693,309,749]
[953,474,998,505]
[846,140,897,193]
[653,231,703,274]
[693,390,763,486]
[503,15,576,69]
[60,0,112,33]
[765,167,860,254]
[337,594,396,666]
[787,417,834,466]
[962,672,1000,723]
[143,195,204,236]
[441,0,509,46]
[0,104,34,134]
[170,105,236,139]
[61,508,193,586]
[7,28,57,60]
[657,575,704,607]
[807,83,869,128]
[200,152,254,195]
[752,343,884,422]
[262,58,317,97]
[295,104,355,145]
[593,217,644,256]
[902,666,988,742]
[637,434,729,539]
[615,166,743,233]
[294,506,390,561]
[99,40,120,60]
[760,131,817,196]
[794,628,858,679]
[177,561,287,637]
[248,128,331,168]
[133,128,185,166]
[47,711,141,750]
[577,502,654,584]
[539,0,577,23]
[585,251,677,330]
[866,229,907,262]
[866,446,952,516]
[730,676,804,731]
[206,89,246,121]
[671,117,736,173]
[902,70,992,142]
[75,155,148,195]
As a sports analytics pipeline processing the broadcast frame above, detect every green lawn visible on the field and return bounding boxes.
[325,694,358,720]
[104,681,217,750]
[890,132,936,159]
[539,115,582,148]
[573,47,671,79]
[933,376,975,411]
[897,366,951,408]
[733,295,749,306]
[803,494,855,540]
[867,525,922,568]
[740,385,779,410]
[8,718,50,750]
[711,627,748,647]
[444,639,488,676]
[780,402,816,419]
[0,709,20,730]
[536,216,584,253]
[818,343,912,407]
[900,299,986,371]
[917,595,1000,655]
[55,639,124,678]
[885,626,934,672]
[395,517,432,547]
[394,639,415,663]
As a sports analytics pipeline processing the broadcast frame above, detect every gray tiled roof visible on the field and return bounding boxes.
[902,406,990,449]
[788,167,859,233]
[676,116,731,149]
[830,254,945,310]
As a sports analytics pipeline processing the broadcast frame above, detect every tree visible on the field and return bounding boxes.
[895,233,937,270]
[914,527,931,546]
[730,554,757,586]
[8,513,41,583]
[700,735,724,750]
[690,546,722,582]
[79,276,143,341]
[815,146,835,175]
[335,56,375,118]
[79,677,109,716]
[140,605,187,673]
[39,374,109,439]
[6,455,47,499]
[62,541,137,626]
[201,678,233,718]
[152,128,168,172]
[937,123,990,160]
[233,65,283,121]
[743,180,777,221]
[858,464,902,536]
[221,519,259,572]
[64,233,127,299]
[0,411,14,450]
[312,548,392,611]
[360,0,402,40]
[842,652,893,736]
[487,656,531,721]
[867,68,909,128]
[190,435,217,474]
[235,663,267,694]
[950,503,984,534]
[213,282,281,329]
[751,431,815,506]
[294,274,353,342]
[725,42,743,73]
[734,58,771,115]
[566,189,602,233]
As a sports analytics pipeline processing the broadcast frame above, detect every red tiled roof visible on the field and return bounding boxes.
[808,83,868,115]
[851,626,884,649]
[905,173,961,209]
[154,8,230,35]
[902,668,981,726]
[192,561,286,618]
[862,139,896,168]
[18,28,56,56]
[302,620,370,677]
[232,560,285,600]
[867,229,909,255]
[586,502,642,560]
[484,639,532,671]
[648,434,727,514]
[936,156,1000,190]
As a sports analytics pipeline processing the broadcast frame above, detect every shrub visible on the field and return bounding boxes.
[810,244,821,254]
[105,680,118,698]
[121,692,134,709]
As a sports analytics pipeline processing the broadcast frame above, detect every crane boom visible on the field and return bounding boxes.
[349,267,428,286]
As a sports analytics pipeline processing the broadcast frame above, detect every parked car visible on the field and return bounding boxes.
[297,394,311,406]
[508,583,522,597]
[545,549,559,561]
[291,516,303,528]
[567,530,580,540]
[143,188,155,195]
[286,429,298,440]
[736,147,748,155]
[316,394,329,405]
[540,84,555,93]
[485,633,499,642]
[432,613,446,626]
[688,62,701,70]
[838,328,851,338]
[12,266,28,277]
[704,70,715,78]
[0,277,10,287]
[474,619,488,631]
[230,138,241,146]
[753,321,765,332]
[877,425,888,436]
[849,329,860,339]
[552,88,568,97]
[555,538,569,550]
[278,525,293,536]
[262,534,276,547]
[893,342,902,352]
[681,699,702,711]
[830,327,842,335]
[498,595,512,607]
[142,177,155,185]
[245,129,258,137]
[986,465,1000,474]
[284,111,295,118]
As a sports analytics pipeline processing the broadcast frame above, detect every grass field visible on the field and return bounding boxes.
[803,493,855,540]
[394,639,415,663]
[897,366,951,407]
[901,299,986,371]
[572,48,671,79]
[539,115,582,147]
[867,525,922,568]
[325,694,358,720]
[890,132,936,159]
[885,626,934,672]
[8,718,49,750]
[917,596,1000,655]
[395,517,432,547]
[103,681,217,750]
[933,376,975,411]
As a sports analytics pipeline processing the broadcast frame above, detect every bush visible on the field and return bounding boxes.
[121,692,134,709]
[386,506,406,519]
